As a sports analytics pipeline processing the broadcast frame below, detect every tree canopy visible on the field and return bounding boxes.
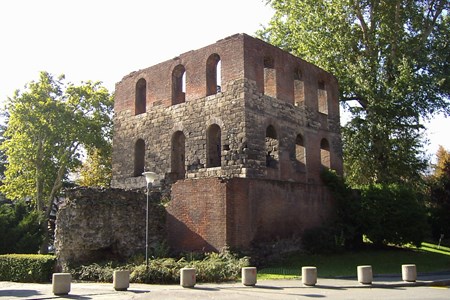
[76,147,112,188]
[427,145,450,238]
[259,0,449,186]
[0,72,113,222]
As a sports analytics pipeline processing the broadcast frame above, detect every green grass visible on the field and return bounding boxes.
[258,243,450,280]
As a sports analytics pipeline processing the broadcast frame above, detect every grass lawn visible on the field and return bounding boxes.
[258,242,450,280]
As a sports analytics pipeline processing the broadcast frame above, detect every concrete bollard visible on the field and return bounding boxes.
[357,265,373,284]
[302,266,317,286]
[52,273,71,295]
[242,267,257,286]
[402,264,417,282]
[113,270,130,291]
[180,267,196,288]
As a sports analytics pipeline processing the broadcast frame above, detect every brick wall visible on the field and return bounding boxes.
[167,177,335,252]
[166,178,228,252]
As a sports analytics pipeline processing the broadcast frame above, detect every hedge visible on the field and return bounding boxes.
[0,254,56,282]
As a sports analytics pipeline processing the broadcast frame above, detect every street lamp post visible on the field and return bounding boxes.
[142,171,159,270]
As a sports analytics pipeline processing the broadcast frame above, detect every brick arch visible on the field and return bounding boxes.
[206,53,221,96]
[172,64,186,105]
[135,78,147,115]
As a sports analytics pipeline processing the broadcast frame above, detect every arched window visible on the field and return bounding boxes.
[318,80,328,114]
[172,64,186,105]
[171,131,186,180]
[206,54,221,96]
[134,139,145,177]
[295,134,306,168]
[263,56,277,98]
[206,124,221,167]
[266,125,279,168]
[135,78,146,115]
[294,68,304,107]
[320,138,330,169]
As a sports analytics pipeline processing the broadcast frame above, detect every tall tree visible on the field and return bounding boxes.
[258,0,449,186]
[76,146,112,188]
[0,71,113,252]
[434,145,450,178]
[427,145,450,239]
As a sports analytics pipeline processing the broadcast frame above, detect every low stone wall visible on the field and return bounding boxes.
[55,187,165,269]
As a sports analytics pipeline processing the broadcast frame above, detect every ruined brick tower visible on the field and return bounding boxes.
[112,33,343,252]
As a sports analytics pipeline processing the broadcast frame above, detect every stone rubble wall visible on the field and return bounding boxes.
[55,187,165,268]
[112,79,248,190]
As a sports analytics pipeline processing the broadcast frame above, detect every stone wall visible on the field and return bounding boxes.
[112,78,247,190]
[55,187,165,268]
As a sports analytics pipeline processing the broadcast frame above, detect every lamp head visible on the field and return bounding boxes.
[142,171,159,185]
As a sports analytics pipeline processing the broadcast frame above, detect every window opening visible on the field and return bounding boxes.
[172,64,186,105]
[318,80,328,114]
[134,139,145,177]
[295,134,306,169]
[265,125,279,168]
[263,57,277,98]
[320,138,331,169]
[171,131,186,180]
[294,68,305,107]
[206,124,221,167]
[135,78,146,115]
[206,54,221,96]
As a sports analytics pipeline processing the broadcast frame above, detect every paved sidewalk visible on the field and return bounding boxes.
[1,273,449,300]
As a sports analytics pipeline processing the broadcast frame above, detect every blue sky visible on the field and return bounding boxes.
[0,0,448,160]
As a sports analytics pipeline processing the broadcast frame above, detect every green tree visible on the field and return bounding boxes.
[259,0,449,186]
[76,146,112,188]
[427,145,450,239]
[0,71,113,252]
[0,122,7,180]
[0,200,44,254]
[434,145,450,178]
[360,183,428,247]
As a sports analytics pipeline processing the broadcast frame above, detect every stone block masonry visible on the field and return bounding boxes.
[55,187,165,268]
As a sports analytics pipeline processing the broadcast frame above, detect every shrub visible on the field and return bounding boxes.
[0,254,56,282]
[302,226,345,254]
[0,200,44,254]
[360,183,428,247]
[321,169,364,249]
[70,261,117,282]
[190,249,250,282]
[130,258,180,284]
[321,170,429,249]
[72,248,249,284]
